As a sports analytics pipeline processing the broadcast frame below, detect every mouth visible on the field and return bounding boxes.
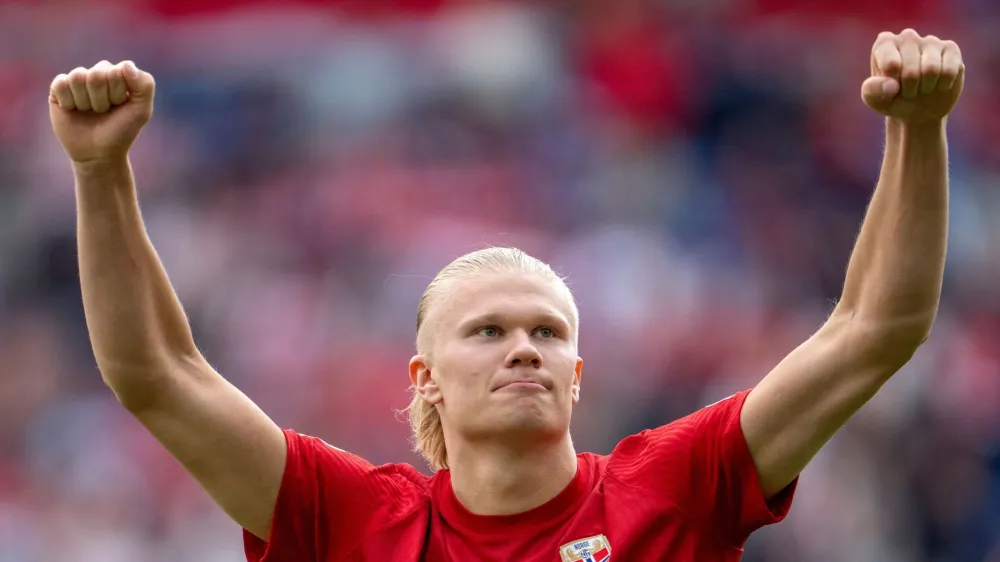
[494,381,549,391]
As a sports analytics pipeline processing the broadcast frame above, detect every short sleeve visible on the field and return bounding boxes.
[243,430,427,561]
[607,389,796,546]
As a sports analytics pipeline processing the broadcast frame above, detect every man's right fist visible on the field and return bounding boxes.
[49,60,155,165]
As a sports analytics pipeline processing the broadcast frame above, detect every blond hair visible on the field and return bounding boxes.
[407,247,578,471]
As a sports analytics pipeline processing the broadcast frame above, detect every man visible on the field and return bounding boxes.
[49,28,962,561]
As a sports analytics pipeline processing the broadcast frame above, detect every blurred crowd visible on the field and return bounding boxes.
[1,0,1000,560]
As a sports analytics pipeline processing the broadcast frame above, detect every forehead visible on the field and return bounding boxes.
[433,272,575,328]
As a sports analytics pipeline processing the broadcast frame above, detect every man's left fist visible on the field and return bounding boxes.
[862,29,964,123]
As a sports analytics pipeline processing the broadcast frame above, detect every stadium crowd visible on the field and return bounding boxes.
[1,0,999,560]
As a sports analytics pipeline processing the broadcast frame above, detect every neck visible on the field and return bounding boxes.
[445,433,578,516]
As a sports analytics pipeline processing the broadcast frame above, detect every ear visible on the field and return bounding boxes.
[409,354,443,405]
[571,357,583,404]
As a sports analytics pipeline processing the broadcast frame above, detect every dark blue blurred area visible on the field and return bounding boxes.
[1,0,999,560]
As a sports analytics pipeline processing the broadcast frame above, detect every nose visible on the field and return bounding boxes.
[504,330,542,368]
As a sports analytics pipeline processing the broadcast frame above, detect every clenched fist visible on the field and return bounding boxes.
[49,60,155,164]
[862,29,964,123]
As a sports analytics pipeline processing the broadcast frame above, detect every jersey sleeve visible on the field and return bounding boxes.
[243,429,427,561]
[607,389,795,546]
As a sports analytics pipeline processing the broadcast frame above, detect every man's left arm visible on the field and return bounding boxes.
[741,29,965,498]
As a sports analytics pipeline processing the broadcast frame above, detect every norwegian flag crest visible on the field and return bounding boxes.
[558,534,612,562]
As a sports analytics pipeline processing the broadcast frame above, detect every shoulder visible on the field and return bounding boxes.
[608,390,751,466]
[284,430,432,500]
[599,390,755,500]
[589,390,792,544]
[246,431,433,561]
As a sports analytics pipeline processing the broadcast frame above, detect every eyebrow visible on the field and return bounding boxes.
[457,312,572,333]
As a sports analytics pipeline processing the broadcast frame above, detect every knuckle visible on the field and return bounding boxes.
[67,67,88,83]
[881,57,903,72]
[85,69,106,84]
[873,36,895,50]
[899,28,919,38]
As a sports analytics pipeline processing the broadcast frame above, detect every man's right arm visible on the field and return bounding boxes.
[75,159,286,541]
[53,61,286,541]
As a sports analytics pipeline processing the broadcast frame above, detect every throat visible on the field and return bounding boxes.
[447,439,578,516]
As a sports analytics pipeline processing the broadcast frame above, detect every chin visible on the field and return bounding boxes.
[460,404,571,441]
[489,411,569,440]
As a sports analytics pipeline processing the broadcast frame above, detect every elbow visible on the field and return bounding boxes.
[870,324,930,370]
[829,309,934,371]
[101,368,167,413]
[98,351,206,412]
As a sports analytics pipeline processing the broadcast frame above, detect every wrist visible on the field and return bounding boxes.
[887,117,946,139]
[72,157,131,180]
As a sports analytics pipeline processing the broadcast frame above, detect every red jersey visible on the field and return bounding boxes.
[244,390,795,561]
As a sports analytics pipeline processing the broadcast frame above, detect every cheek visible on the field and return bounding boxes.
[437,354,488,397]
[550,353,580,398]
[451,347,495,377]
[548,346,578,372]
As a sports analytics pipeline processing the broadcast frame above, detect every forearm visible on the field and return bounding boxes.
[836,118,948,344]
[75,158,203,401]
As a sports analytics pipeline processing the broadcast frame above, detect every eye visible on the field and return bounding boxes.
[536,326,557,339]
[477,326,501,338]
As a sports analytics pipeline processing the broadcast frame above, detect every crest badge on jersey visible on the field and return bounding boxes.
[558,534,612,562]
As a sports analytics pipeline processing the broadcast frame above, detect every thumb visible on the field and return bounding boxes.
[121,61,155,101]
[861,76,899,111]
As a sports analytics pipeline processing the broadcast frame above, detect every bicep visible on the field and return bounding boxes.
[126,357,286,540]
[742,315,901,498]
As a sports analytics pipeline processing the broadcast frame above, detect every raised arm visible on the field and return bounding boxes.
[49,61,286,540]
[740,30,964,498]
